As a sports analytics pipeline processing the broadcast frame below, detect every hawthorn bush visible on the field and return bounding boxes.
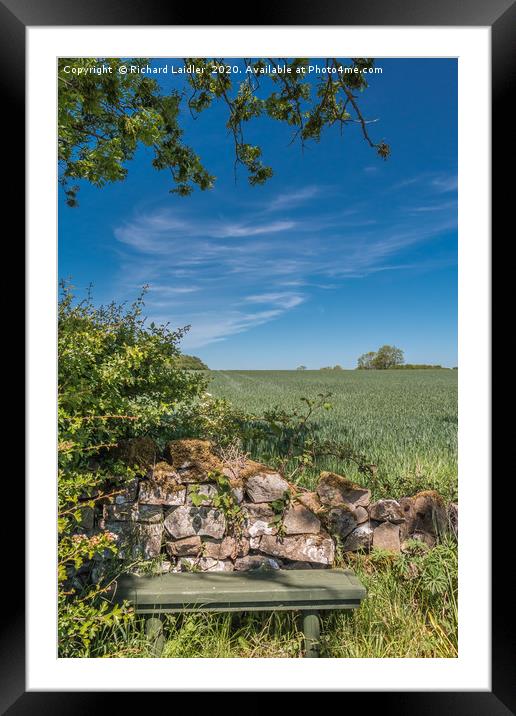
[58,282,209,656]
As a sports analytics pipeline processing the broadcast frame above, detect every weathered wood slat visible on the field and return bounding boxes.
[113,568,366,612]
[129,600,362,614]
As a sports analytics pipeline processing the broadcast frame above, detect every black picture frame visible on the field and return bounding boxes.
[6,0,510,710]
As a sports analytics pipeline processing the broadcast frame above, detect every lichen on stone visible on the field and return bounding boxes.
[412,489,445,506]
[316,471,371,508]
[165,439,223,479]
[238,459,277,480]
[319,471,355,491]
[116,436,158,470]
[149,461,184,491]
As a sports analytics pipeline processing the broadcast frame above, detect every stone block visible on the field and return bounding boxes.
[447,502,458,538]
[283,504,321,535]
[242,503,277,537]
[296,491,323,514]
[138,463,186,505]
[399,491,448,539]
[323,504,357,539]
[165,535,202,557]
[259,533,335,565]
[103,503,163,523]
[104,520,163,560]
[164,505,226,539]
[114,478,139,505]
[245,472,290,503]
[373,522,400,552]
[317,471,371,508]
[234,555,281,571]
[179,557,234,572]
[354,506,369,524]
[369,499,404,524]
[343,523,374,552]
[202,536,239,560]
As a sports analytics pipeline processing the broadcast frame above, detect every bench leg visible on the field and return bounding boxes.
[302,610,320,658]
[145,615,165,657]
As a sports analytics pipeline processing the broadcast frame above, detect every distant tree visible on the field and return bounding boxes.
[356,351,377,370]
[320,365,344,371]
[174,354,209,370]
[372,345,404,369]
[357,345,404,370]
[391,363,442,370]
[296,365,307,371]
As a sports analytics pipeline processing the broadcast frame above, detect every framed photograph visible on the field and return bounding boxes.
[6,0,509,707]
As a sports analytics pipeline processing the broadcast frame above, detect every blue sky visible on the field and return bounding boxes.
[59,58,457,369]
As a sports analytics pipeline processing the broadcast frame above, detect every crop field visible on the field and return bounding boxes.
[208,369,458,502]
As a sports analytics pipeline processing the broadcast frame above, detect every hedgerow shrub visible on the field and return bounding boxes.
[58,282,209,656]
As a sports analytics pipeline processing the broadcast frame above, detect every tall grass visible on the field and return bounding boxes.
[104,540,457,659]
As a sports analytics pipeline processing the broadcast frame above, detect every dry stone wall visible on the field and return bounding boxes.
[92,439,457,575]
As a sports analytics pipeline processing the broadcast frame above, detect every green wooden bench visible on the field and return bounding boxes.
[114,568,366,657]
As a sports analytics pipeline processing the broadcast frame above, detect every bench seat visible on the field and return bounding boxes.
[113,568,366,657]
[115,567,366,612]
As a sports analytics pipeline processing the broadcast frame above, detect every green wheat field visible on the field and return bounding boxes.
[209,369,458,501]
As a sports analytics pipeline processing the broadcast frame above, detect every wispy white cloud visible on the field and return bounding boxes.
[431,175,458,193]
[215,220,296,237]
[389,175,425,191]
[114,212,296,254]
[244,292,305,309]
[409,200,456,213]
[267,186,321,211]
[149,285,201,295]
[389,172,458,195]
[112,186,457,346]
[157,308,287,349]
